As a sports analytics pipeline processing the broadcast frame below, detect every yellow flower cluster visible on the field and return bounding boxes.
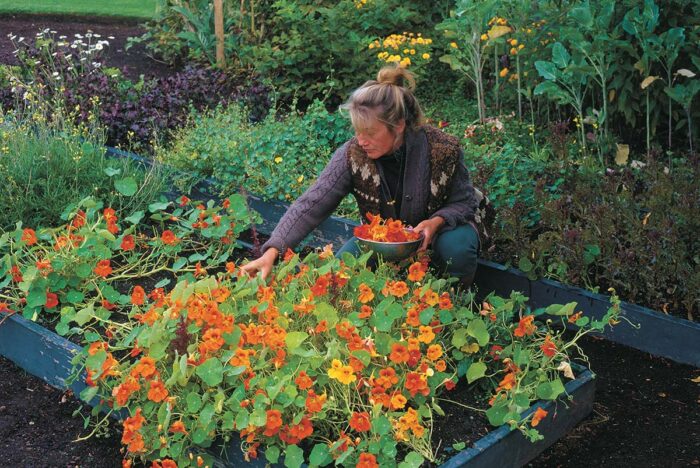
[508,38,525,55]
[369,32,433,68]
[354,0,368,8]
[327,359,356,385]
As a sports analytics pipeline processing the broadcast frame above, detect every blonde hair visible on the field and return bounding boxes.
[341,66,425,133]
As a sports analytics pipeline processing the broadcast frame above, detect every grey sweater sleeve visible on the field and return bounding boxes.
[430,154,478,229]
[261,142,353,253]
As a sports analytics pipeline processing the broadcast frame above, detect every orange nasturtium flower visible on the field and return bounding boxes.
[384,280,409,297]
[514,315,536,337]
[404,372,430,397]
[417,325,436,344]
[263,409,283,437]
[131,356,157,380]
[327,359,356,385]
[21,228,37,245]
[349,411,372,432]
[389,343,409,364]
[113,376,140,406]
[426,344,443,361]
[161,230,178,245]
[305,390,327,413]
[131,285,146,306]
[407,261,427,282]
[147,380,169,403]
[357,453,379,468]
[540,335,557,358]
[295,371,314,390]
[390,393,408,410]
[358,283,375,303]
[121,234,135,251]
[169,420,188,434]
[531,407,548,427]
[94,259,113,277]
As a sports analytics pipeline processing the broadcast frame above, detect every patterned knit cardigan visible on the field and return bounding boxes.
[261,125,480,254]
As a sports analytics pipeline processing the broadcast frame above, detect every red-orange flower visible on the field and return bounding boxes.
[407,262,427,282]
[10,265,22,282]
[131,286,146,306]
[384,280,409,297]
[389,343,409,364]
[349,411,371,432]
[305,390,327,413]
[147,380,169,403]
[427,344,443,361]
[358,305,372,319]
[405,372,429,397]
[113,376,140,406]
[540,335,557,358]
[514,315,536,337]
[45,292,58,309]
[121,234,135,251]
[131,356,157,380]
[169,420,188,434]
[531,407,548,427]
[21,228,37,245]
[295,371,314,390]
[358,283,375,304]
[161,230,178,245]
[94,259,113,277]
[263,409,283,437]
[356,453,379,468]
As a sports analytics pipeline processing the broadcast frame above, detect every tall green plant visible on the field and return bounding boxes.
[438,0,499,122]
[534,43,591,159]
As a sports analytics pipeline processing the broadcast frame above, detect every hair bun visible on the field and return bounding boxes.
[376,66,416,91]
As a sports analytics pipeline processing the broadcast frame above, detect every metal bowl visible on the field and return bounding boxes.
[356,234,424,262]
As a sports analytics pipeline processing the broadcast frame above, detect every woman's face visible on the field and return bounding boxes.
[355,118,405,159]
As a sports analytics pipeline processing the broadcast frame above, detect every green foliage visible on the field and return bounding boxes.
[162,101,357,215]
[0,115,168,231]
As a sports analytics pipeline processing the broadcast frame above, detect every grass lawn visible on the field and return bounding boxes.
[0,0,156,19]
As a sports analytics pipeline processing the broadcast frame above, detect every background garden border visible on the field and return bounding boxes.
[104,145,700,368]
[0,312,595,467]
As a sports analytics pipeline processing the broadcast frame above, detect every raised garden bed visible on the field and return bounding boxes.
[0,311,596,467]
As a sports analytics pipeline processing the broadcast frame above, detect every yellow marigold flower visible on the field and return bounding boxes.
[481,33,488,41]
[510,47,518,55]
[410,49,415,55]
[422,53,430,60]
[499,67,509,77]
[510,39,518,46]
[400,57,411,67]
[403,48,410,54]
[450,41,458,48]
[519,43,524,50]
[426,38,433,44]
[274,156,283,164]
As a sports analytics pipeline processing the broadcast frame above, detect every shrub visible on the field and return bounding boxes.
[162,100,356,214]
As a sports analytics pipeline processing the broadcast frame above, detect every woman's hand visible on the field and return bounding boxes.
[240,248,279,280]
[413,216,445,252]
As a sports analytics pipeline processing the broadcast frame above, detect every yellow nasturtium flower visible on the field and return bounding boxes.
[499,67,509,77]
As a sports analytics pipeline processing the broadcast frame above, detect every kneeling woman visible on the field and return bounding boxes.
[242,66,480,288]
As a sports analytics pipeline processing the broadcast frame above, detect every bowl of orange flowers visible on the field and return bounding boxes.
[354,213,423,261]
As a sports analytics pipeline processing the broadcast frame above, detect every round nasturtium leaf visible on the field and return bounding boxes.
[114,177,138,196]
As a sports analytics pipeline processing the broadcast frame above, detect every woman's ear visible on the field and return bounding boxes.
[395,119,406,135]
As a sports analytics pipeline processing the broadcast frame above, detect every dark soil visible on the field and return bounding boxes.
[0,355,124,467]
[0,13,179,80]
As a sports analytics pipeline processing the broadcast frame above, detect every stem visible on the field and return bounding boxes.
[494,45,499,114]
[72,409,114,442]
[436,397,486,413]
[646,89,651,158]
[516,54,522,121]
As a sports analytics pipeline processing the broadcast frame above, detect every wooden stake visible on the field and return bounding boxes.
[214,0,225,67]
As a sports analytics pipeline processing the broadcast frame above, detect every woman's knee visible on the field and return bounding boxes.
[432,224,479,277]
